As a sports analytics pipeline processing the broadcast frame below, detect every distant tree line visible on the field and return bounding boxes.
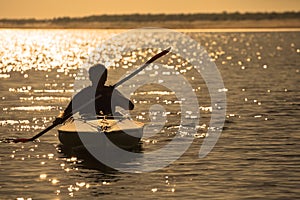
[0,12,299,24]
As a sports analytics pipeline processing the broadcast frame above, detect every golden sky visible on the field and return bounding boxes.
[0,0,299,19]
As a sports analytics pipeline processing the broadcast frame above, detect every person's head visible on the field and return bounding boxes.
[89,64,107,87]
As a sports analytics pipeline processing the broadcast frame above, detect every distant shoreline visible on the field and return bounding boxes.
[0,19,299,29]
[1,12,299,29]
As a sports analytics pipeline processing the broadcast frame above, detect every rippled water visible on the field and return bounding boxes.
[0,29,299,199]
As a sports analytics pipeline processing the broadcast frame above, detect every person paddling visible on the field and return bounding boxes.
[53,64,134,125]
[11,47,170,143]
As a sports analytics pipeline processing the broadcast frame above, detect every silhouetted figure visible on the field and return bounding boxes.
[54,64,134,124]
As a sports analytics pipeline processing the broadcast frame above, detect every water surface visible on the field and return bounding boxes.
[0,29,299,199]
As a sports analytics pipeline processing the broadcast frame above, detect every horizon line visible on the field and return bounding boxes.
[1,11,299,21]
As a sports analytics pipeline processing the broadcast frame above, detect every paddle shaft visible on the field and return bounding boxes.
[25,123,58,142]
[14,47,171,143]
[113,47,171,88]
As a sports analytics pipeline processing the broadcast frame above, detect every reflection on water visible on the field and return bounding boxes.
[0,29,299,199]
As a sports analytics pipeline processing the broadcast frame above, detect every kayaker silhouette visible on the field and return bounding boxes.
[10,48,170,144]
[53,64,134,124]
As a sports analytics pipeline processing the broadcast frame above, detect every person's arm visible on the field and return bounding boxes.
[113,90,134,110]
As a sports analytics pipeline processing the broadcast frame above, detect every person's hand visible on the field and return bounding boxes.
[53,117,64,125]
[53,111,65,125]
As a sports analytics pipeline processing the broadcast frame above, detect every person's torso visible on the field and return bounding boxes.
[73,86,114,116]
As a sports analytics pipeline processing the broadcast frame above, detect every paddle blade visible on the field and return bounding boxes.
[13,138,31,143]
